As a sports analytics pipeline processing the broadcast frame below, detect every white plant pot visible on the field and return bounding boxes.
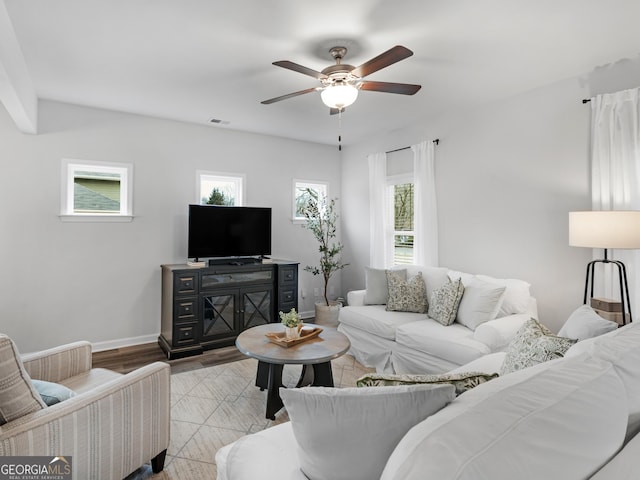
[285,326,300,340]
[314,301,342,327]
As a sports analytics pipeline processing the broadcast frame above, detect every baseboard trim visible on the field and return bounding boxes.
[92,334,158,352]
[90,315,316,353]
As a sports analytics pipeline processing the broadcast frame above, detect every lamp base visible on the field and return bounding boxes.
[583,249,632,325]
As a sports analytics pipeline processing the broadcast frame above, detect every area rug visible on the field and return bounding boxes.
[127,354,373,480]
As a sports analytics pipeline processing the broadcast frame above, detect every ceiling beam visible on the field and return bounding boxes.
[0,0,37,134]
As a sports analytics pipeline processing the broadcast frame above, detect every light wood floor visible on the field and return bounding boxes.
[92,342,246,374]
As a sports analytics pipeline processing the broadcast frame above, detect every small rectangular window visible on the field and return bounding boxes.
[60,159,133,222]
[293,180,328,222]
[387,178,414,265]
[197,171,244,206]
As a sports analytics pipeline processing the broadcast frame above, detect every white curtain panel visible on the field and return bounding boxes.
[590,87,640,315]
[411,140,439,267]
[368,152,390,268]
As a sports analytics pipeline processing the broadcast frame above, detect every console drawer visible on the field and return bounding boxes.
[278,265,297,285]
[176,275,197,294]
[175,325,197,344]
[176,298,197,320]
[280,289,296,305]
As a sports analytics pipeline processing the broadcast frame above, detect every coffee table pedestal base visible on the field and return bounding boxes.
[255,361,335,420]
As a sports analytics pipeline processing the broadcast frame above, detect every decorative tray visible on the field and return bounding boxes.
[265,327,323,348]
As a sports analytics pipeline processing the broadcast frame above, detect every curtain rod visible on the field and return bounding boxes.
[582,98,591,104]
[386,138,440,154]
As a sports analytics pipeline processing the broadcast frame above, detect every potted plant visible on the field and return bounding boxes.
[280,308,302,340]
[301,189,348,325]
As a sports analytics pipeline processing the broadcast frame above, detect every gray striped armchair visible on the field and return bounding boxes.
[0,336,170,479]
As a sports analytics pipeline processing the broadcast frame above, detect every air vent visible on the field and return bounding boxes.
[208,118,230,126]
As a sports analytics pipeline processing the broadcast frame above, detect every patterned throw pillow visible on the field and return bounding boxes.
[500,318,577,375]
[386,271,427,313]
[428,278,465,326]
[357,371,499,396]
[0,334,46,425]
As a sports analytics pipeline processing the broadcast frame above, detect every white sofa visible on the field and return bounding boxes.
[216,321,640,480]
[338,265,537,373]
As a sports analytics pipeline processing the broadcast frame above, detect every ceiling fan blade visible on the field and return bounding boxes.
[359,81,421,95]
[351,45,414,78]
[273,60,328,80]
[261,87,318,105]
[260,87,318,105]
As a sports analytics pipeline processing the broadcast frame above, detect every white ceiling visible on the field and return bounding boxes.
[2,0,639,146]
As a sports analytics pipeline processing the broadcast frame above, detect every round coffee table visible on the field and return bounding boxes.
[236,323,351,419]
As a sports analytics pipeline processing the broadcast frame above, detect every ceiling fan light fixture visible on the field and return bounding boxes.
[320,84,359,109]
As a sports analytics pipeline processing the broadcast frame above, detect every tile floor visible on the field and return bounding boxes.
[128,354,374,480]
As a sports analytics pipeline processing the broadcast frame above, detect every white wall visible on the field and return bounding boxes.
[341,59,640,332]
[0,100,340,352]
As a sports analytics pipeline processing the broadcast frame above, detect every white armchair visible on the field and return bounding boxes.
[0,336,170,479]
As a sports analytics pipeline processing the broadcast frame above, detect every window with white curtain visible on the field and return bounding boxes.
[369,140,437,268]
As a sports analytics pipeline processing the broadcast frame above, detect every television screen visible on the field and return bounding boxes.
[188,205,272,259]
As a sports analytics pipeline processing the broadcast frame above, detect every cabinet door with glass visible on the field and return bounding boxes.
[240,285,273,330]
[200,288,238,342]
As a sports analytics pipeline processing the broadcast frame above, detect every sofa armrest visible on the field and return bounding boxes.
[473,314,531,351]
[0,361,170,478]
[21,341,92,382]
[347,290,366,306]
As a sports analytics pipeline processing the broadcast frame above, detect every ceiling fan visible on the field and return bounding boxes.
[261,45,421,112]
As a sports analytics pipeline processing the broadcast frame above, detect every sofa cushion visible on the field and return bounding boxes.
[455,277,506,330]
[447,352,506,375]
[281,384,455,480]
[393,265,449,302]
[428,278,465,326]
[339,305,424,340]
[476,274,531,316]
[364,267,406,305]
[395,321,491,367]
[59,367,123,394]
[500,319,576,375]
[558,305,618,341]
[356,371,498,396]
[386,271,427,313]
[0,334,46,425]
[381,355,628,480]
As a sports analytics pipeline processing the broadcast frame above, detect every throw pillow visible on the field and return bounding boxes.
[386,271,427,313]
[280,384,455,480]
[0,334,46,425]
[476,274,532,316]
[364,267,406,305]
[428,278,465,326]
[500,318,577,375]
[356,371,499,396]
[31,379,77,406]
[557,305,618,341]
[455,278,506,330]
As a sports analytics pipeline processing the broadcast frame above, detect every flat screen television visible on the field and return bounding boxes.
[188,204,272,260]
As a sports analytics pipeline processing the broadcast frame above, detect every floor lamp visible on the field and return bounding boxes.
[569,211,640,325]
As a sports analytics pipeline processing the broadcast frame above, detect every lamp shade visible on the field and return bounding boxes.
[569,211,640,249]
[320,84,358,109]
